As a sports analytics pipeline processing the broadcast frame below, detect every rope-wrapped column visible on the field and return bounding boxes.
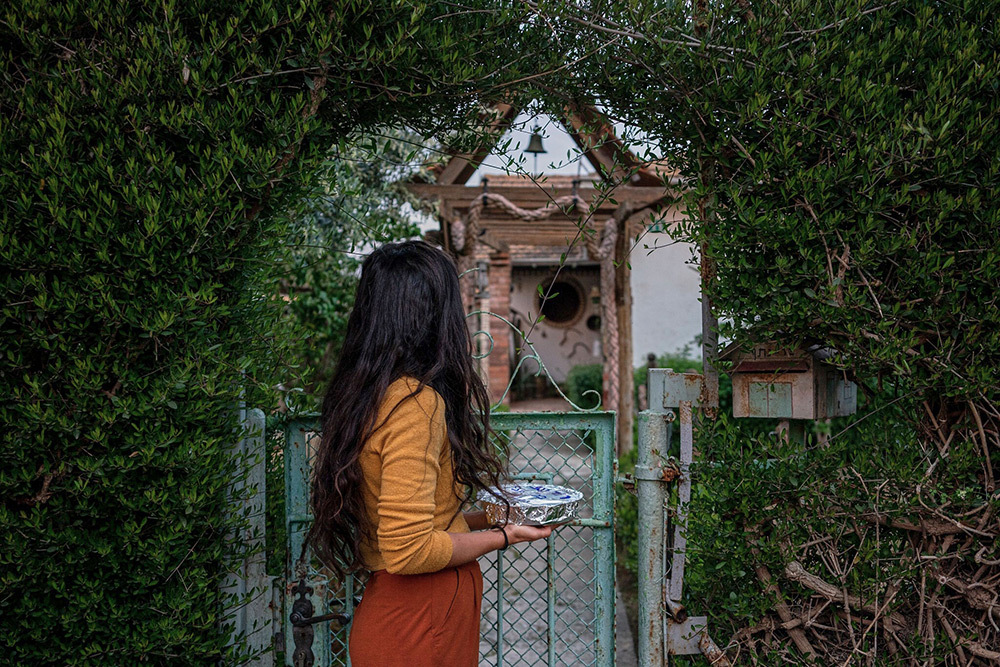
[584,216,620,417]
[449,209,476,311]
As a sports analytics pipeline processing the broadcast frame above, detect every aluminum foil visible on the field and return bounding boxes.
[481,483,584,526]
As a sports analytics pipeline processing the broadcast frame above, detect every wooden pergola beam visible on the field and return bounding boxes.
[560,104,666,187]
[425,100,675,189]
[407,183,674,211]
[433,103,520,186]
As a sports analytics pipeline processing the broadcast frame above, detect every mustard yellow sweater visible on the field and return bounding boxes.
[358,376,470,574]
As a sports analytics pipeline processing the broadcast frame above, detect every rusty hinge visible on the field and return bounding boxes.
[633,460,681,483]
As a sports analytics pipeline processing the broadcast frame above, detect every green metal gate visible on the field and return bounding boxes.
[282,410,616,667]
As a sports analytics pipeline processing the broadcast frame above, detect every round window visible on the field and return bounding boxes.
[537,279,584,326]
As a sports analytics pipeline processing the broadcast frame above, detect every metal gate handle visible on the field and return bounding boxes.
[289,578,354,667]
[291,609,351,627]
[290,579,315,667]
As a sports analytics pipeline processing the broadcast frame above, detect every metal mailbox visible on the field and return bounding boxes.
[720,342,857,420]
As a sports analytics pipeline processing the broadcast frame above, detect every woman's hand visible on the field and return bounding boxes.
[446,522,568,567]
[501,523,557,545]
[462,511,565,545]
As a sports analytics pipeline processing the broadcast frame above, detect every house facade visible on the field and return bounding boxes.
[408,105,702,428]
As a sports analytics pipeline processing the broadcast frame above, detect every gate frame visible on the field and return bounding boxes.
[281,409,617,667]
[489,410,617,667]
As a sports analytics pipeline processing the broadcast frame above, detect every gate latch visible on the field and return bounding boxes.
[618,473,637,496]
[633,460,681,483]
[289,579,352,667]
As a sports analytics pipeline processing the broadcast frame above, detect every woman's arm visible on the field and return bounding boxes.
[446,523,556,568]
[374,386,457,575]
[462,510,491,531]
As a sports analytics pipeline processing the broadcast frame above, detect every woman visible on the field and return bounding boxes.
[307,240,556,667]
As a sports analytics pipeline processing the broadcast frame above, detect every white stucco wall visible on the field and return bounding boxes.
[509,265,602,382]
[630,217,703,364]
[505,242,703,379]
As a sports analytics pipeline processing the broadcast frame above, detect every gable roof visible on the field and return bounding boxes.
[426,101,676,188]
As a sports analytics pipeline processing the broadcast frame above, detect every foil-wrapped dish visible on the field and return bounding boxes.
[481,483,584,526]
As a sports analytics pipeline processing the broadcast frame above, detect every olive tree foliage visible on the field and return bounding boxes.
[0,1,554,663]
[527,0,1000,662]
[279,130,437,401]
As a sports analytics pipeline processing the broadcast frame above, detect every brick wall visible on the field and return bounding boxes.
[486,252,511,406]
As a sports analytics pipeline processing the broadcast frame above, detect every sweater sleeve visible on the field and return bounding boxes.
[374,384,454,575]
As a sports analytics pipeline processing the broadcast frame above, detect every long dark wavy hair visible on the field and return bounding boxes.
[306,239,506,575]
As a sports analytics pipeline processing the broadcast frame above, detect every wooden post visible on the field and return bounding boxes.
[615,213,635,455]
[698,164,720,419]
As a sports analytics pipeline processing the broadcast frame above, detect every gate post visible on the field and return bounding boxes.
[636,410,671,666]
[222,408,273,666]
[642,370,731,665]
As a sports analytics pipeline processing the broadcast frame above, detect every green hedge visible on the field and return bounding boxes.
[1,4,317,661]
[0,2,553,663]
[552,0,1000,659]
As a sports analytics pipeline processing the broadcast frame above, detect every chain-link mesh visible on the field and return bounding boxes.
[478,420,606,667]
[284,412,615,667]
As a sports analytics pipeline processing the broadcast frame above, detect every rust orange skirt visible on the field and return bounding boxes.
[349,559,483,667]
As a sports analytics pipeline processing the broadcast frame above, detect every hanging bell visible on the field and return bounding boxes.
[525,126,546,155]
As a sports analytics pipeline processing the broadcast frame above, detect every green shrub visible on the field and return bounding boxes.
[566,363,603,410]
[279,132,429,402]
